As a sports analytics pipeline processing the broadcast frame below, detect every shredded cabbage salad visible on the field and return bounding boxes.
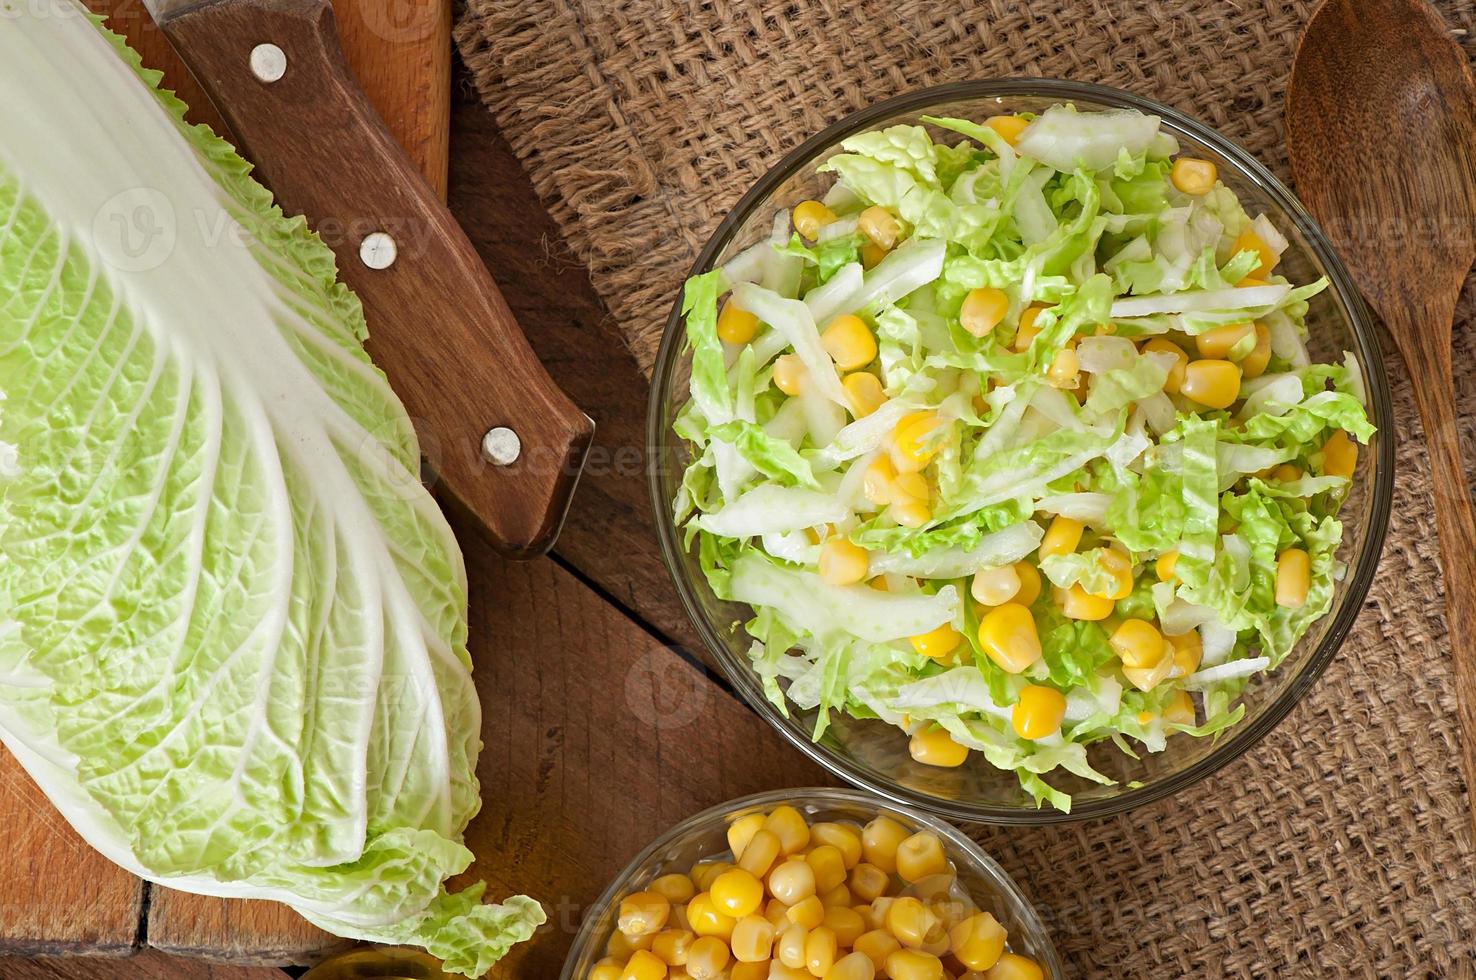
[671,105,1373,811]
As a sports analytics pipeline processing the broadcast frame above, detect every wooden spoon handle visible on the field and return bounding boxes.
[155,0,592,558]
[1403,339,1476,811]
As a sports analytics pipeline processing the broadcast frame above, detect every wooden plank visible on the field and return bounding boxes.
[0,949,284,980]
[0,753,143,956]
[445,87,701,655]
[454,520,831,977]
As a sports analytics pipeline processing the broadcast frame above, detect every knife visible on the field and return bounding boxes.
[138,0,594,559]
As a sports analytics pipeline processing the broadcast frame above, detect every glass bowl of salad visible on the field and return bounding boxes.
[648,80,1394,823]
[560,788,1063,979]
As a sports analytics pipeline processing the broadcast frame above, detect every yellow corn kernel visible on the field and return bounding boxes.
[1089,545,1134,600]
[684,934,730,979]
[653,927,696,966]
[620,891,672,936]
[819,538,870,586]
[1156,550,1179,582]
[848,862,890,903]
[843,372,887,418]
[738,828,782,878]
[819,883,851,908]
[985,114,1029,145]
[1195,322,1254,359]
[864,896,895,932]
[764,898,790,928]
[1013,561,1043,606]
[592,958,626,980]
[620,949,669,980]
[777,921,809,968]
[1270,463,1302,483]
[1180,359,1242,409]
[1170,157,1218,195]
[984,952,1044,980]
[960,287,1010,337]
[1169,630,1202,677]
[823,905,867,947]
[892,470,931,504]
[730,915,776,963]
[852,928,902,968]
[908,725,970,768]
[726,815,766,861]
[889,499,932,529]
[1237,276,1269,288]
[806,926,839,976]
[823,314,878,371]
[1322,429,1358,479]
[810,823,863,870]
[1046,346,1080,388]
[687,893,736,941]
[1232,228,1277,279]
[1121,642,1174,692]
[649,873,697,906]
[693,861,733,891]
[887,896,943,949]
[787,895,826,929]
[730,961,769,980]
[1242,322,1272,378]
[1011,684,1067,740]
[1163,689,1197,729]
[977,602,1043,673]
[857,205,903,250]
[825,950,877,980]
[1039,515,1084,559]
[610,928,655,957]
[861,816,909,874]
[863,456,898,508]
[860,241,890,269]
[1012,304,1046,352]
[717,299,760,345]
[1109,619,1165,669]
[765,805,812,855]
[1142,338,1188,394]
[806,845,848,894]
[885,947,945,980]
[711,868,764,919]
[891,411,945,473]
[769,965,813,980]
[971,564,1022,606]
[910,623,963,660]
[768,859,818,906]
[949,912,1007,972]
[895,832,948,883]
[1276,548,1310,609]
[773,353,808,396]
[793,200,838,240]
[1058,584,1115,621]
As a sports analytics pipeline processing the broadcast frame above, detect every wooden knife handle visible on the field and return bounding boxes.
[160,0,592,558]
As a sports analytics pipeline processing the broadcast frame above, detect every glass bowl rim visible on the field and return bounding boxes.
[646,78,1396,824]
[556,786,1066,979]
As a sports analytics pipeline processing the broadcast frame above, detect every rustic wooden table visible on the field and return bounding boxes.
[0,66,829,980]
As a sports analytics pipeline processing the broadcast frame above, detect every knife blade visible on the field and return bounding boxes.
[140,0,593,559]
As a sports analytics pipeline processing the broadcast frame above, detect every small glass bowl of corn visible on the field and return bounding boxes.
[559,788,1061,980]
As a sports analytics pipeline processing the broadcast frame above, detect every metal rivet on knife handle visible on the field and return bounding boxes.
[481,427,521,466]
[249,43,287,83]
[358,231,397,270]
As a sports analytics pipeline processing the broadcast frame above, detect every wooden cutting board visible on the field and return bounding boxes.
[0,0,449,962]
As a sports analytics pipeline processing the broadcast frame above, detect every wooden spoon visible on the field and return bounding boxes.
[1288,0,1476,820]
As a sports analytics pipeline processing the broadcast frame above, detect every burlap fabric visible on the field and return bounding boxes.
[456,1,1476,974]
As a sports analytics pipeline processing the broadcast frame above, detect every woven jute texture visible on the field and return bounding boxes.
[456,1,1476,975]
